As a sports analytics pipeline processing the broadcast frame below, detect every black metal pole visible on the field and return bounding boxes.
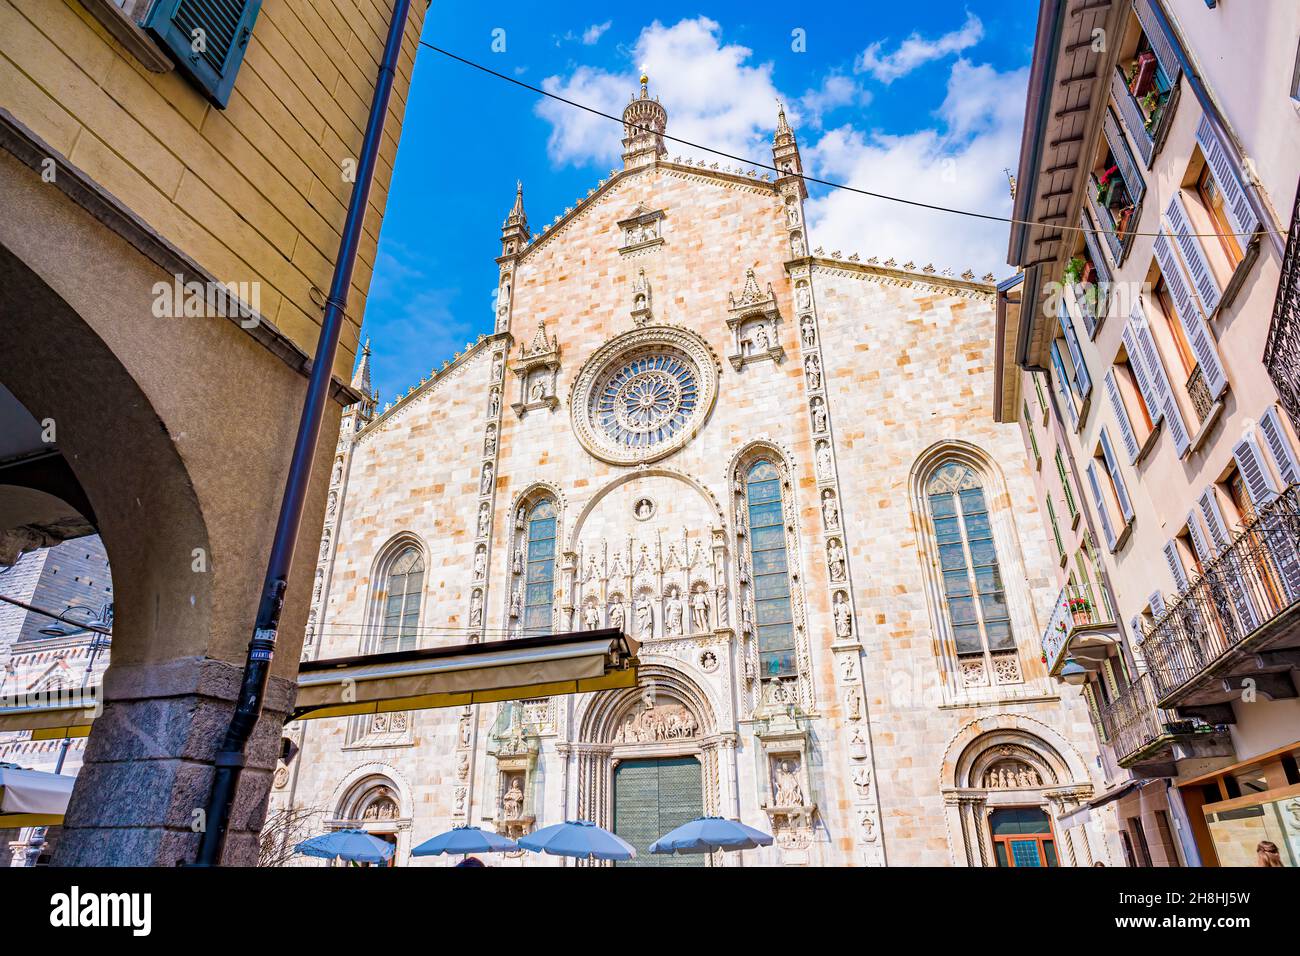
[193,0,412,866]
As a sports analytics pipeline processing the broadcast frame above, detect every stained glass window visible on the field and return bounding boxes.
[926,462,1014,660]
[381,547,423,652]
[524,499,556,635]
[592,349,699,451]
[746,460,795,677]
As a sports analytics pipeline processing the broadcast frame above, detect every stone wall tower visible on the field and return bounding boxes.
[621,72,668,169]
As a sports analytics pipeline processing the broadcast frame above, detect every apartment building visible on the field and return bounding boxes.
[999,0,1300,866]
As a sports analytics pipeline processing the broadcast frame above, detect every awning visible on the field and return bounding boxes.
[291,627,639,721]
[0,693,97,740]
[0,764,75,828]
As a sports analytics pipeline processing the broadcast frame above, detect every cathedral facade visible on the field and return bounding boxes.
[276,79,1114,866]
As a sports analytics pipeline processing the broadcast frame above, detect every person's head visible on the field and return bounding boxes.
[1092,861,1106,867]
[456,856,486,867]
[1256,841,1283,867]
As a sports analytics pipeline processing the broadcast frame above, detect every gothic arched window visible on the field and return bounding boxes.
[523,499,557,635]
[746,460,795,677]
[381,547,424,652]
[925,461,1014,664]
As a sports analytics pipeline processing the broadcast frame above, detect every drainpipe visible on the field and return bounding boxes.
[193,0,413,866]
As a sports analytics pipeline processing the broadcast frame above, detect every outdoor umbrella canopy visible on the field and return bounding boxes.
[518,819,635,860]
[0,763,75,827]
[649,816,774,854]
[412,825,518,856]
[295,828,394,864]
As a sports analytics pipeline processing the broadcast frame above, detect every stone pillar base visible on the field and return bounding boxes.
[52,657,295,867]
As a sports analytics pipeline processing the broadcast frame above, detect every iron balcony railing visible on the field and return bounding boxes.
[1186,364,1213,426]
[1143,486,1300,701]
[1264,175,1300,431]
[1097,671,1186,766]
[1041,583,1110,674]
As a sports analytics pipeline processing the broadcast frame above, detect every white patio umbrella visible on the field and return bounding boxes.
[0,763,75,827]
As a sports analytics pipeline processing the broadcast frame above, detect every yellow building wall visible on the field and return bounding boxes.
[0,0,426,379]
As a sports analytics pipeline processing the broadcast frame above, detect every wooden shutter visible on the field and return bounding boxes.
[1129,613,1145,644]
[1133,0,1183,86]
[143,0,262,108]
[1103,108,1146,205]
[1198,487,1231,550]
[1154,229,1228,398]
[1149,590,1166,617]
[1186,510,1212,565]
[1259,407,1300,487]
[1232,435,1281,507]
[1050,341,1079,430]
[1111,66,1154,165]
[1195,115,1259,238]
[1099,429,1134,523]
[1058,298,1092,397]
[1121,318,1161,426]
[1086,461,1118,550]
[1165,194,1222,316]
[1104,369,1141,463]
[1163,540,1189,590]
[1131,304,1191,455]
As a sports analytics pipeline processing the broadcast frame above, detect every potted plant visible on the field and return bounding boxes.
[1063,256,1085,287]
[1140,90,1161,130]
[1096,165,1119,207]
[1067,596,1093,624]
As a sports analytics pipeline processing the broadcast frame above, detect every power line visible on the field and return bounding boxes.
[417,40,1278,242]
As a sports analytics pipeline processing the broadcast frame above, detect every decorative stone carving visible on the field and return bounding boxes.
[633,496,656,521]
[617,204,665,256]
[805,354,822,390]
[815,441,833,480]
[613,700,698,742]
[511,321,562,417]
[634,595,654,639]
[726,269,785,370]
[664,586,684,636]
[983,761,1042,789]
[630,268,654,325]
[608,601,625,631]
[473,545,487,581]
[834,590,853,639]
[690,586,710,633]
[822,489,840,529]
[827,538,846,581]
[811,397,828,434]
[773,759,805,807]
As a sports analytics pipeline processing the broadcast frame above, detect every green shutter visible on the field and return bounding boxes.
[613,757,704,867]
[143,0,261,108]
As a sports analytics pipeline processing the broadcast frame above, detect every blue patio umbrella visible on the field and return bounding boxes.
[649,816,774,855]
[412,825,519,857]
[295,828,394,865]
[518,819,636,861]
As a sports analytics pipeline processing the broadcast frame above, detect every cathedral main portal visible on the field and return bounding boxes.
[613,756,704,867]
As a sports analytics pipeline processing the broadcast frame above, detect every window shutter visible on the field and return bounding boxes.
[1050,341,1079,430]
[1131,304,1191,456]
[1232,435,1281,507]
[1110,66,1154,164]
[1086,461,1118,550]
[1186,510,1212,566]
[1154,229,1228,399]
[1165,194,1222,317]
[1129,613,1146,645]
[143,0,262,108]
[1121,319,1161,427]
[1163,540,1189,590]
[1198,487,1231,550]
[1149,590,1166,618]
[1058,298,1092,397]
[1099,429,1134,523]
[1133,0,1183,86]
[1195,115,1259,238]
[1103,108,1146,205]
[1259,407,1300,487]
[1104,368,1141,463]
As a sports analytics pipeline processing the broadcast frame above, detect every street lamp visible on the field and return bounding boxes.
[38,603,114,775]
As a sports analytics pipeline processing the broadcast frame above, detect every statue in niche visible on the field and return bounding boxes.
[515,508,525,531]
[822,490,840,529]
[492,355,503,380]
[512,545,523,574]
[484,427,497,456]
[458,718,471,747]
[796,285,811,311]
[454,788,467,814]
[635,498,654,520]
[691,589,710,632]
[828,539,846,581]
[806,354,821,390]
[741,603,754,636]
[811,397,827,433]
[834,592,853,638]
[502,776,524,820]
[844,685,863,721]
[665,587,684,636]
[477,504,490,538]
[488,388,501,418]
[839,655,856,682]
[791,234,806,257]
[753,324,769,351]
[774,760,804,807]
[635,596,654,638]
[326,491,338,519]
[456,751,470,781]
[583,603,600,630]
[800,317,815,348]
[860,810,877,842]
[609,602,625,631]
[473,548,486,580]
[312,569,323,604]
[480,462,494,495]
[530,376,548,403]
[509,586,522,618]
[816,442,833,479]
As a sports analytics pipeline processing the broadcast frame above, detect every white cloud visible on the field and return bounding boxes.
[804,58,1026,278]
[536,18,782,169]
[582,21,612,45]
[798,74,870,130]
[854,12,984,83]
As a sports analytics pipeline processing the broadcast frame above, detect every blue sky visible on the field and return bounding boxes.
[361,1,1039,403]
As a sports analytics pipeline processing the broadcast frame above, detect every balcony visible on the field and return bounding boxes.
[1110,55,1178,167]
[1041,584,1121,677]
[1098,671,1232,776]
[1264,176,1300,430]
[1143,486,1300,708]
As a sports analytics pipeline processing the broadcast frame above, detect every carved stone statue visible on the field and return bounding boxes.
[503,777,524,820]
[583,603,600,630]
[484,427,497,456]
[774,760,804,807]
[609,602,625,631]
[473,548,486,580]
[470,590,483,627]
[806,355,821,390]
[834,591,853,638]
[828,539,846,581]
[665,587,684,636]
[690,589,710,632]
[488,388,501,417]
[800,317,815,348]
[480,462,494,495]
[852,767,872,799]
[511,545,523,574]
[816,442,833,480]
[478,504,490,537]
[635,596,653,638]
[753,324,769,351]
[811,397,827,433]
[844,685,863,721]
[509,586,522,618]
[529,377,547,403]
[822,490,839,529]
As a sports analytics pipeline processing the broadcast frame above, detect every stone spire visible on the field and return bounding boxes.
[351,337,372,393]
[501,180,528,257]
[347,337,376,421]
[621,70,668,170]
[772,101,807,199]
